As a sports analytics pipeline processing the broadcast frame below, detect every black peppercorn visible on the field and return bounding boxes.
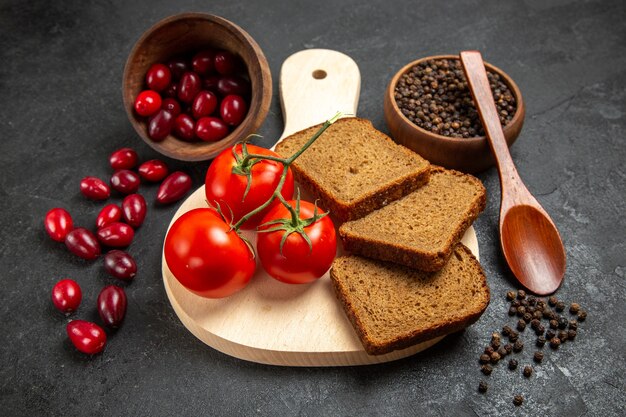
[504,343,513,355]
[478,381,488,393]
[543,308,553,319]
[533,311,543,320]
[508,359,518,370]
[569,320,578,330]
[558,330,568,342]
[513,395,524,406]
[517,306,526,317]
[536,336,546,348]
[523,365,533,377]
[517,319,526,331]
[578,310,587,322]
[568,329,577,340]
[527,306,536,314]
[523,313,533,323]
[548,296,558,306]
[569,303,580,314]
[558,317,568,329]
[520,299,529,307]
[490,352,501,364]
[517,289,526,300]
[502,325,513,337]
[484,346,495,355]
[479,354,490,364]
[527,296,537,306]
[555,301,565,312]
[509,331,519,342]
[491,333,501,348]
[512,300,521,308]
[506,291,516,301]
[535,324,545,336]
[546,330,556,340]
[549,319,558,329]
[508,306,517,316]
[513,340,524,353]
[530,319,541,330]
[533,351,544,363]
[497,346,507,357]
[481,364,493,375]
[550,337,561,349]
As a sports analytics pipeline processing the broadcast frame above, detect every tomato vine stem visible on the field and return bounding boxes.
[231,112,341,231]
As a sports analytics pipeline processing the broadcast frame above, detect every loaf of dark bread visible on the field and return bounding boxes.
[274,117,430,222]
[330,244,490,355]
[339,166,486,271]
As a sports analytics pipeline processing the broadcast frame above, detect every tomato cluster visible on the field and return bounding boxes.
[164,144,337,298]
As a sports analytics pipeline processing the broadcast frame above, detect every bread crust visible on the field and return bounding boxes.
[339,166,486,272]
[330,244,490,355]
[275,117,431,222]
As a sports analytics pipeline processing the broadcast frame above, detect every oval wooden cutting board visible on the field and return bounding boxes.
[162,49,480,366]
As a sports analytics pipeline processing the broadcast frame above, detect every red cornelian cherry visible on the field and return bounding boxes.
[96,222,134,247]
[96,204,122,229]
[44,208,73,242]
[192,50,215,75]
[146,63,171,92]
[192,91,218,119]
[67,320,106,355]
[161,98,181,117]
[103,250,137,281]
[178,72,202,103]
[220,95,248,126]
[148,109,174,141]
[51,279,82,314]
[110,169,140,194]
[167,57,189,80]
[80,177,110,200]
[138,159,169,182]
[202,75,220,93]
[122,194,147,227]
[173,114,197,142]
[134,90,162,117]
[65,228,101,260]
[214,50,237,75]
[157,172,192,204]
[109,147,138,170]
[97,285,127,328]
[195,117,229,142]
[217,75,250,96]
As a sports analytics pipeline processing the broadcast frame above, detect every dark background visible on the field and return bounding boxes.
[1,0,625,416]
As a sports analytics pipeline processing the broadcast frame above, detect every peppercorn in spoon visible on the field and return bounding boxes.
[460,50,566,295]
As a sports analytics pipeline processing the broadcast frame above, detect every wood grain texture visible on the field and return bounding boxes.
[460,51,565,295]
[161,49,479,366]
[123,13,272,161]
[383,54,525,173]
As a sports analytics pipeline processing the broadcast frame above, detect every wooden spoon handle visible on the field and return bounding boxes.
[460,51,529,208]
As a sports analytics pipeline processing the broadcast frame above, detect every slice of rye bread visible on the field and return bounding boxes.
[330,244,490,355]
[274,117,430,222]
[339,166,486,272]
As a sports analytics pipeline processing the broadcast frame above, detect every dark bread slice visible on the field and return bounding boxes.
[274,117,430,222]
[339,166,486,271]
[330,244,490,355]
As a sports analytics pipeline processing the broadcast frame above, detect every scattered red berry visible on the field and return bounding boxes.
[80,176,110,200]
[137,159,169,182]
[97,285,127,328]
[103,250,137,281]
[51,279,82,314]
[157,172,192,205]
[96,222,134,247]
[109,147,138,170]
[44,208,73,242]
[95,204,122,229]
[110,170,141,194]
[121,194,147,228]
[67,320,106,354]
[65,228,101,260]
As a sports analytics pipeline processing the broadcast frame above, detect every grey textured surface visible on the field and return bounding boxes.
[1,0,625,416]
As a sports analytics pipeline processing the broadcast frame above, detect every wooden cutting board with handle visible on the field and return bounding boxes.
[162,49,479,366]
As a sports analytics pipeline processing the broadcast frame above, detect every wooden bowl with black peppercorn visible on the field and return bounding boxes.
[123,13,272,161]
[384,55,525,173]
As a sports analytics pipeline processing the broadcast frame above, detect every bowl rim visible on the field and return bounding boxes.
[386,54,524,145]
[122,12,272,161]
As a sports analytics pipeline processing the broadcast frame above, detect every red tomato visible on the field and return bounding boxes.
[205,144,294,230]
[164,208,255,298]
[257,200,337,284]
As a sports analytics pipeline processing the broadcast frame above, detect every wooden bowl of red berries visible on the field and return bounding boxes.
[384,55,525,173]
[123,13,272,161]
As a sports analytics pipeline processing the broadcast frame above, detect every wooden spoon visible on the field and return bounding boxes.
[460,50,566,295]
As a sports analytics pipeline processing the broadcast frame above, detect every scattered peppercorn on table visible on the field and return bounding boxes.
[2,0,625,416]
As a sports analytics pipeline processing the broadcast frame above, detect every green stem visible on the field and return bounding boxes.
[231,112,342,231]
